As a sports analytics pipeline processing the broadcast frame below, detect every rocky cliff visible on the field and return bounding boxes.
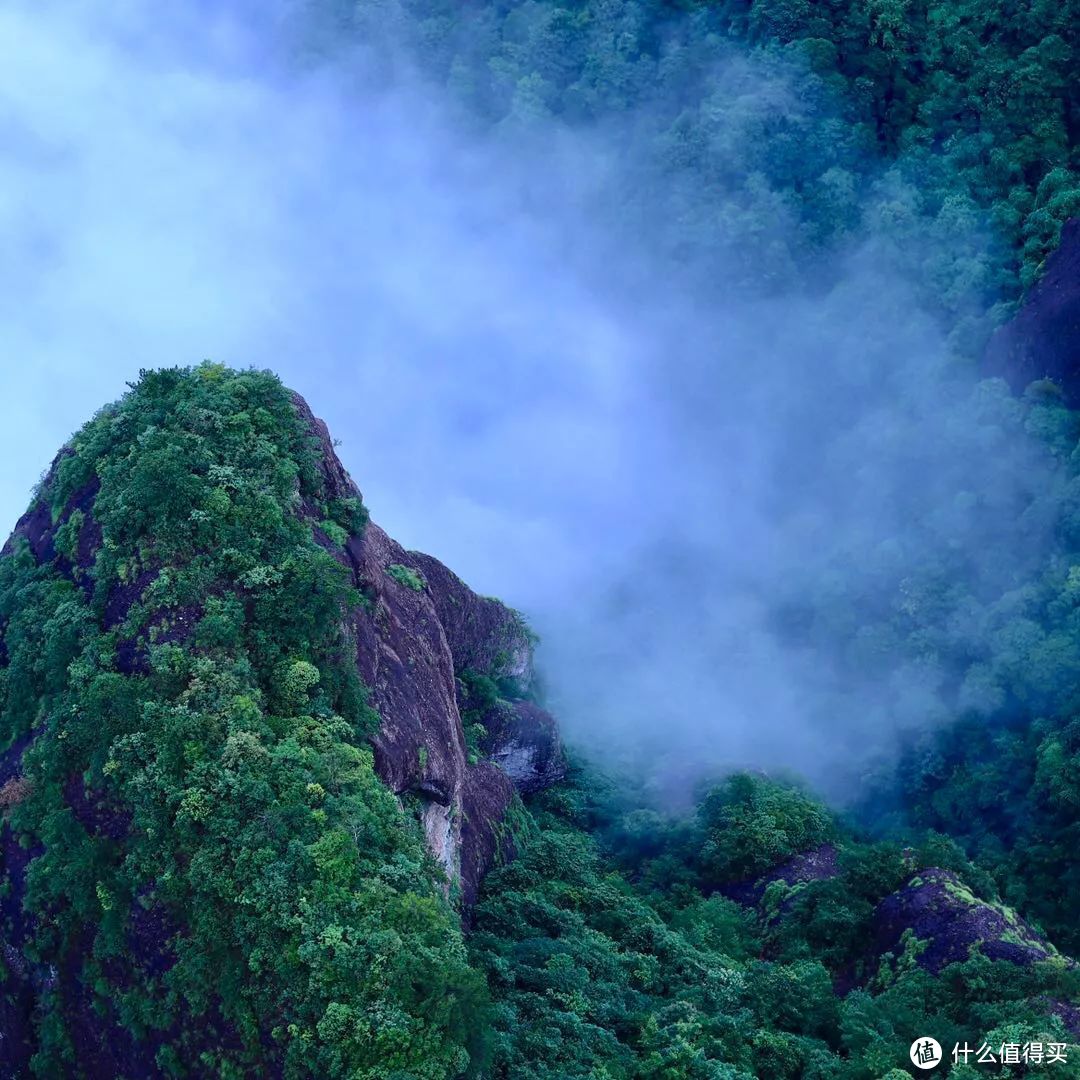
[3,386,562,911]
[0,368,563,1076]
[290,394,564,904]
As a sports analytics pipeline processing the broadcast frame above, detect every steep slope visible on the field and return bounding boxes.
[469,770,1080,1079]
[985,216,1080,404]
[289,393,564,905]
[0,365,561,1077]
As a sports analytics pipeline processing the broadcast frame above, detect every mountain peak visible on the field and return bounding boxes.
[0,363,562,1075]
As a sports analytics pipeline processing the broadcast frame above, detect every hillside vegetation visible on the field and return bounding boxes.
[333,0,1080,325]
[0,368,483,1077]
[6,0,1080,1075]
[2,365,1079,1077]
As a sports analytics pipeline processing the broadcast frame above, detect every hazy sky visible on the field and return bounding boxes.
[0,0,1057,799]
[1,0,661,600]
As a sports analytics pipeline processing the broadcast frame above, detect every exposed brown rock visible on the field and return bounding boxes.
[479,699,566,794]
[870,868,1059,975]
[722,842,840,908]
[293,393,565,899]
[459,761,517,911]
[407,550,535,686]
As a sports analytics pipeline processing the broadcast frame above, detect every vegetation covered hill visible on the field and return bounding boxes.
[0,368,487,1077]
[3,366,1080,1079]
[7,0,1080,1076]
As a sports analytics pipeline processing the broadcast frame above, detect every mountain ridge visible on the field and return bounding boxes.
[0,365,561,1076]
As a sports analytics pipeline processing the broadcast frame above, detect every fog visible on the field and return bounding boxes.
[0,0,1059,801]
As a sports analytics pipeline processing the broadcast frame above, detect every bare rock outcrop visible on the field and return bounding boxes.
[292,393,564,903]
[870,868,1061,974]
[722,842,840,908]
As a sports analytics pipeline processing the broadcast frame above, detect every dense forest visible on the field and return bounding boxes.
[325,0,1080,328]
[5,0,1080,1077]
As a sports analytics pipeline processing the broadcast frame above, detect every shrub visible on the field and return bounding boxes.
[386,563,425,592]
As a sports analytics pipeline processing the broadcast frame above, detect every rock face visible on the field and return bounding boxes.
[984,217,1080,404]
[477,700,566,794]
[0,381,568,1078]
[719,844,1065,991]
[870,868,1059,974]
[722,842,840,908]
[291,394,565,904]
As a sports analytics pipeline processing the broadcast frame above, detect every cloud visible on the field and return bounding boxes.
[0,0,1059,800]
